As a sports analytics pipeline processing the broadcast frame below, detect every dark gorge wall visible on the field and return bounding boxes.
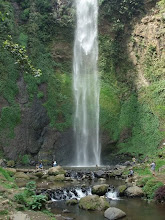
[0,0,164,165]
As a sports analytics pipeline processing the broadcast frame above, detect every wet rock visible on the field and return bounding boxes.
[117,185,127,196]
[65,177,73,181]
[63,217,74,220]
[79,195,110,211]
[104,207,126,220]
[99,178,106,182]
[66,198,78,206]
[62,209,70,213]
[92,184,109,196]
[9,211,30,220]
[125,186,144,197]
[94,170,105,178]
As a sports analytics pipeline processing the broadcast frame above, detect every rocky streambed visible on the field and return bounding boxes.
[1,165,165,220]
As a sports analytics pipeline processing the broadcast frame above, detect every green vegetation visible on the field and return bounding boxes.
[14,181,48,210]
[0,167,17,189]
[44,72,72,131]
[21,154,30,165]
[143,179,164,200]
[3,36,42,77]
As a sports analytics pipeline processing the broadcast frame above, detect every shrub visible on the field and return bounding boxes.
[21,154,30,165]
[7,160,15,167]
[143,179,164,199]
[25,181,36,196]
[28,195,47,210]
[14,193,27,205]
[155,186,165,203]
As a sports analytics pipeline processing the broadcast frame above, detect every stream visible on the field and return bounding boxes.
[36,168,165,220]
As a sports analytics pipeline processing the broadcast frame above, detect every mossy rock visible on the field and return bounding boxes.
[48,166,66,176]
[117,185,127,196]
[125,186,144,197]
[47,176,56,182]
[54,174,65,181]
[66,199,78,206]
[27,174,38,180]
[14,172,30,180]
[7,160,15,167]
[92,184,109,196]
[5,168,16,176]
[79,195,110,211]
[34,172,44,178]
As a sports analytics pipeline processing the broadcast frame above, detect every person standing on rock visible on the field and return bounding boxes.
[53,161,57,167]
[39,162,43,170]
[150,162,156,176]
[132,157,136,165]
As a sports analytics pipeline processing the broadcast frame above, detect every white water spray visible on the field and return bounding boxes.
[73,0,101,166]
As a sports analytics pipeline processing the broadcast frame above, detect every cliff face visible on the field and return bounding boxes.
[0,0,164,165]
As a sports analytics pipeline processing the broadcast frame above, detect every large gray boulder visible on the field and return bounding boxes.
[94,170,105,178]
[92,184,109,196]
[79,195,110,211]
[48,166,66,176]
[125,186,144,197]
[104,207,126,220]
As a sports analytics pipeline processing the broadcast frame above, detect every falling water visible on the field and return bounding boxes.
[73,0,100,166]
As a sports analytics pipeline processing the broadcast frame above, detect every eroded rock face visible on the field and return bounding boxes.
[79,195,110,211]
[125,186,144,197]
[104,207,126,220]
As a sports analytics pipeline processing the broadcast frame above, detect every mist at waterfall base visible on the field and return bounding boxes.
[72,0,101,167]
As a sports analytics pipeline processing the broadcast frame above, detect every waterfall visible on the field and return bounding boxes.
[73,0,100,166]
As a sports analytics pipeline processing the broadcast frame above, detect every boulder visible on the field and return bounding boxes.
[34,172,44,178]
[27,174,38,180]
[92,184,109,196]
[54,174,65,181]
[66,199,78,206]
[5,168,16,176]
[0,185,8,194]
[47,176,56,182]
[79,195,110,211]
[99,178,106,182]
[104,207,126,220]
[94,170,105,178]
[9,212,30,220]
[14,172,30,180]
[125,186,144,197]
[48,166,66,176]
[117,185,127,196]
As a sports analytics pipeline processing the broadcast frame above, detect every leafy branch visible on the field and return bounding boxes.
[3,35,42,77]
